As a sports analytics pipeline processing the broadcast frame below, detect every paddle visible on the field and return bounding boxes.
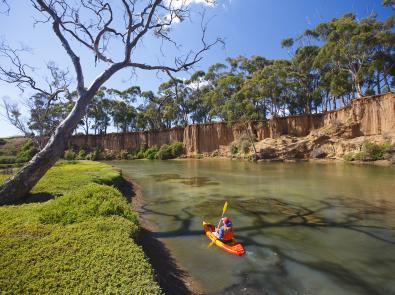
[207,201,228,248]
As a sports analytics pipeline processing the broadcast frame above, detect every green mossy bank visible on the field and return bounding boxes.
[0,161,162,294]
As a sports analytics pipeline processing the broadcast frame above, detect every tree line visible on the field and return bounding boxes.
[11,12,393,138]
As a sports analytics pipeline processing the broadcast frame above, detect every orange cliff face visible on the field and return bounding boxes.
[69,92,395,156]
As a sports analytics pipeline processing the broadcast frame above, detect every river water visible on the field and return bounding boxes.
[110,159,395,295]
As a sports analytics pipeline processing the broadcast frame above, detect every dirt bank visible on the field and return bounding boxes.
[70,93,395,159]
[119,175,203,295]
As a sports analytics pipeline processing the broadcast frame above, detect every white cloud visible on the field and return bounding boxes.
[164,0,216,10]
[162,0,216,25]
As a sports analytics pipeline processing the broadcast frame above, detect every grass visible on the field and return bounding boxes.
[0,161,162,294]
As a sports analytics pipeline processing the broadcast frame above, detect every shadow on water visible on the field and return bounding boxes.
[136,227,195,295]
[140,195,395,295]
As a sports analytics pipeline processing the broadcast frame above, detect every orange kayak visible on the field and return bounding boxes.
[203,221,245,256]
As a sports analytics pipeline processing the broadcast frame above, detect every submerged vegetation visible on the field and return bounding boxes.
[0,161,162,294]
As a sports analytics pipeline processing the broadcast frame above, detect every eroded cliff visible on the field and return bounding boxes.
[69,92,395,160]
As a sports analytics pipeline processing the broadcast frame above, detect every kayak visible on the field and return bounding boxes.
[203,221,245,256]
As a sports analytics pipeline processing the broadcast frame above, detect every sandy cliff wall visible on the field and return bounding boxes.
[71,128,184,151]
[323,92,395,136]
[69,92,395,155]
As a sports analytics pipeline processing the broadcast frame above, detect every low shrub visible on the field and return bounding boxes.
[76,149,87,160]
[39,183,137,225]
[15,139,38,163]
[144,146,159,160]
[240,140,251,154]
[136,150,145,159]
[0,156,17,164]
[170,142,184,157]
[230,143,238,155]
[361,141,392,161]
[343,153,355,161]
[0,161,162,294]
[64,149,76,160]
[156,144,173,160]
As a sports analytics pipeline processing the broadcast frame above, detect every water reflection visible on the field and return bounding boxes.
[111,159,395,295]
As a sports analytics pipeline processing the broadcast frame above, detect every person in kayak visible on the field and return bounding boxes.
[214,217,234,243]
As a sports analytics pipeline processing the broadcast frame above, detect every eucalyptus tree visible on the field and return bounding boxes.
[0,0,221,203]
[158,79,190,127]
[311,14,384,98]
[185,70,211,123]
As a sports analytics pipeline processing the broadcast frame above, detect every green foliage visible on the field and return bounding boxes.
[143,146,159,160]
[171,142,184,157]
[0,161,162,294]
[0,156,17,164]
[156,144,173,160]
[76,149,87,160]
[86,146,102,161]
[39,183,137,225]
[343,153,355,161]
[63,149,76,161]
[360,141,392,161]
[32,161,123,197]
[346,141,392,161]
[15,139,38,163]
[230,143,239,155]
[240,140,251,154]
[156,142,184,160]
[0,139,37,164]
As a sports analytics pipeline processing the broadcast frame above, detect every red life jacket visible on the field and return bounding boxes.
[222,225,234,241]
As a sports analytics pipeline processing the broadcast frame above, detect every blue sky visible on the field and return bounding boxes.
[0,0,392,137]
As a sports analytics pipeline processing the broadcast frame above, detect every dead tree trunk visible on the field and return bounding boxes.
[0,91,89,204]
[0,0,219,203]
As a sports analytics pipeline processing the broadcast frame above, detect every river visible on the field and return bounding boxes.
[110,159,395,295]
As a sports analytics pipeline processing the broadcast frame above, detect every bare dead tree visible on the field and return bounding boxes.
[0,0,9,14]
[0,0,221,204]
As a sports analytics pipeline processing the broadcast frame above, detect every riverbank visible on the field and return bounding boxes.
[123,175,203,295]
[0,161,162,294]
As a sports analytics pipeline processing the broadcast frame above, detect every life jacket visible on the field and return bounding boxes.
[222,224,234,241]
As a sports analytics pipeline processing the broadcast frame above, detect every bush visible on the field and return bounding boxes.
[361,141,392,161]
[76,149,87,160]
[144,146,159,160]
[343,153,355,161]
[240,140,251,154]
[230,143,238,155]
[136,150,145,159]
[117,149,129,160]
[64,149,76,160]
[170,142,184,157]
[86,146,102,161]
[15,139,38,163]
[156,144,173,160]
[0,156,17,164]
